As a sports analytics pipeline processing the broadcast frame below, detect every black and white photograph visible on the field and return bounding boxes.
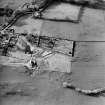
[0,0,105,105]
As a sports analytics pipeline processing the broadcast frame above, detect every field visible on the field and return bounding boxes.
[0,0,105,105]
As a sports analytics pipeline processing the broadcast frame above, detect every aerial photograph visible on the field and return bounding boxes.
[0,0,105,105]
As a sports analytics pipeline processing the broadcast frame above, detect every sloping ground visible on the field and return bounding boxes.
[9,3,105,42]
[9,3,80,34]
[41,8,105,41]
[2,1,105,42]
[0,65,105,105]
[9,4,105,41]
